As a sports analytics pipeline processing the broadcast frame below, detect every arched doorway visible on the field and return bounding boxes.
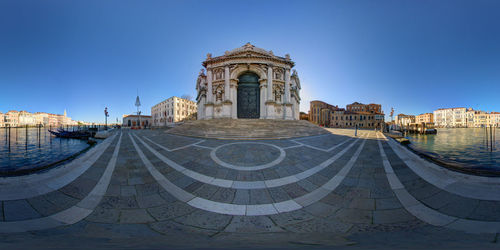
[237,72,260,118]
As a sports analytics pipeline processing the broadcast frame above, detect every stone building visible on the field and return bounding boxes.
[395,114,415,127]
[416,113,434,124]
[4,110,19,127]
[122,114,152,128]
[195,43,301,120]
[433,107,467,128]
[151,96,197,126]
[330,110,385,129]
[0,112,4,127]
[346,102,382,114]
[309,100,341,126]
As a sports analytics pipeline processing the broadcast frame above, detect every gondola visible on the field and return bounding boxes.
[48,129,91,139]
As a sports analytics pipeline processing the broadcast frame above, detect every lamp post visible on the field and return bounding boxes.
[104,107,109,130]
[135,93,141,129]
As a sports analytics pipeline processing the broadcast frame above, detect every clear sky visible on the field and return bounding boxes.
[1,0,499,123]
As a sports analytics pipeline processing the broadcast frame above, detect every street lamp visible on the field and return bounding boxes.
[104,107,109,130]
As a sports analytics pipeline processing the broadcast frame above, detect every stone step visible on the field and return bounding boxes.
[167,119,328,139]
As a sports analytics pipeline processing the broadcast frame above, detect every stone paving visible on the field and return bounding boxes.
[1,128,500,249]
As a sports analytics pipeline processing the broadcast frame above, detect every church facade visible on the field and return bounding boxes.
[195,43,301,120]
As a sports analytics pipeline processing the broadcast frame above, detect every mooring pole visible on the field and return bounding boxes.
[7,125,10,152]
[25,124,28,150]
[491,125,494,152]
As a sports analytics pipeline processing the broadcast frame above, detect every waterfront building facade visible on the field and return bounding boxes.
[122,114,152,128]
[395,114,415,127]
[433,107,467,128]
[0,110,76,127]
[151,96,197,127]
[491,112,500,127]
[0,112,4,127]
[416,113,434,124]
[5,111,19,127]
[196,43,301,120]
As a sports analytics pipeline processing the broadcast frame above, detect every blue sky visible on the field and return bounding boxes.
[1,0,499,123]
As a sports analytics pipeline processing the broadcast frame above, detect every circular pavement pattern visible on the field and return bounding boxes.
[210,142,286,171]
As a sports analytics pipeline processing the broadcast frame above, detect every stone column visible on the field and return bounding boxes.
[267,66,273,101]
[205,69,214,119]
[260,80,266,119]
[207,69,213,103]
[284,69,290,104]
[224,66,230,101]
[231,79,238,118]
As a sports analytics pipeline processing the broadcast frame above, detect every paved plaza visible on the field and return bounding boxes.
[1,128,500,249]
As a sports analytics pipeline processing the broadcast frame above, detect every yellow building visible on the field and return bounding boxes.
[416,113,433,124]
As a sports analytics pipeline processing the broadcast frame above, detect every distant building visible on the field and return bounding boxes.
[416,113,433,124]
[395,114,415,127]
[309,100,341,126]
[122,114,152,128]
[433,107,467,128]
[309,101,385,129]
[299,112,309,120]
[5,111,19,127]
[0,112,4,127]
[151,96,197,127]
[330,110,385,129]
[346,102,382,114]
[491,112,500,127]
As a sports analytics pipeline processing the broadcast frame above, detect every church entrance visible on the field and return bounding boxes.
[237,72,260,119]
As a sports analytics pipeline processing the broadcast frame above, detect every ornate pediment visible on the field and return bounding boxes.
[223,43,274,58]
[203,43,294,67]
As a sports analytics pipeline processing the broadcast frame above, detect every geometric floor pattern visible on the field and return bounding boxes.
[1,129,500,248]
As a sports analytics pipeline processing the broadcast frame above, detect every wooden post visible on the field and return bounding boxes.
[491,125,494,152]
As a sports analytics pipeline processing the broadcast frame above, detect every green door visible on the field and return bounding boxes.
[237,73,260,119]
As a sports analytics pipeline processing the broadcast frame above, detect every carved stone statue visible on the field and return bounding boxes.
[273,85,284,103]
[214,85,224,102]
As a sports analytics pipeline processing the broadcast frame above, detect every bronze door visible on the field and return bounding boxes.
[237,73,260,119]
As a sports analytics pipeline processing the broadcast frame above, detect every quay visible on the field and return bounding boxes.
[0,128,499,249]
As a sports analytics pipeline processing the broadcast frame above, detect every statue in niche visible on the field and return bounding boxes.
[214,68,224,80]
[273,85,283,103]
[213,85,224,102]
[274,68,283,80]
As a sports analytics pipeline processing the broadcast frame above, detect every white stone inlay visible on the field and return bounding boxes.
[377,133,500,234]
[131,131,367,216]
[135,134,356,189]
[210,142,286,171]
[0,132,123,233]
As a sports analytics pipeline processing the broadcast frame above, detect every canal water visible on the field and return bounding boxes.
[0,127,90,175]
[405,128,500,172]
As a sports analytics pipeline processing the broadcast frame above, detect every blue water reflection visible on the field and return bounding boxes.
[405,128,499,171]
[0,127,90,173]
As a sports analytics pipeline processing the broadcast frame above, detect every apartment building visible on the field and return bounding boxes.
[416,113,434,124]
[151,96,197,126]
[309,101,341,126]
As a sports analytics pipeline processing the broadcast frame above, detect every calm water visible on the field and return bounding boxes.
[405,128,500,171]
[0,127,90,174]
